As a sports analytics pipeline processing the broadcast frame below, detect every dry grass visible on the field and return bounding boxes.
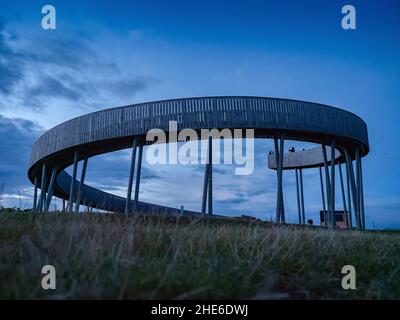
[0,211,400,299]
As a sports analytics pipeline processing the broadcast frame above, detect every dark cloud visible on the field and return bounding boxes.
[0,21,158,112]
[0,60,22,95]
[26,75,83,102]
[0,22,23,95]
[0,115,43,206]
[108,77,159,99]
[217,197,246,206]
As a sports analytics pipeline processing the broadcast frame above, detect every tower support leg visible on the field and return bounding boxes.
[330,139,336,228]
[274,138,285,223]
[321,144,331,226]
[201,158,209,218]
[68,151,79,213]
[125,139,138,214]
[338,162,348,228]
[299,168,305,224]
[346,161,353,228]
[75,157,88,213]
[319,166,327,225]
[201,137,213,219]
[33,177,38,213]
[356,148,365,230]
[38,163,47,213]
[208,137,213,217]
[345,148,361,229]
[295,169,301,224]
[133,142,144,212]
[44,166,58,213]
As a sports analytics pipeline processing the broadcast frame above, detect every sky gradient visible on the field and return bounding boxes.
[0,0,399,229]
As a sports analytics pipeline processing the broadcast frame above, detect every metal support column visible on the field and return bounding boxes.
[33,177,38,213]
[359,158,365,230]
[356,148,365,230]
[295,169,301,224]
[68,151,79,213]
[330,140,336,228]
[133,142,144,211]
[279,139,285,222]
[346,161,352,228]
[319,166,326,220]
[201,158,209,218]
[274,139,280,222]
[75,157,88,213]
[207,136,213,217]
[125,139,138,214]
[38,163,47,213]
[345,148,360,229]
[299,168,305,224]
[274,138,285,223]
[44,166,58,213]
[338,162,348,228]
[321,144,331,226]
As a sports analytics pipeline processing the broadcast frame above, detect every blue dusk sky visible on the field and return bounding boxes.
[0,0,399,229]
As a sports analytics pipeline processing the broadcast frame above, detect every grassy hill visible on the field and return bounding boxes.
[1,211,399,299]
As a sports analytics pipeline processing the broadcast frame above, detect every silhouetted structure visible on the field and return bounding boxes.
[28,96,369,230]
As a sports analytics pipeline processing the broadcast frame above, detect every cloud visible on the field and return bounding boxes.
[0,21,159,112]
[26,75,82,102]
[0,115,43,207]
[0,22,23,95]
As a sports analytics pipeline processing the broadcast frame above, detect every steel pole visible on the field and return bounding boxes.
[133,142,144,211]
[330,140,336,228]
[44,166,58,213]
[33,177,38,213]
[319,166,327,227]
[299,168,305,224]
[38,163,47,213]
[295,169,301,224]
[319,166,326,213]
[274,139,285,222]
[359,156,365,230]
[201,145,209,218]
[207,136,213,217]
[356,148,365,230]
[125,139,138,214]
[338,162,348,228]
[75,157,88,213]
[346,160,352,228]
[321,144,331,225]
[68,152,79,213]
[345,148,360,229]
[279,139,285,222]
[274,139,280,222]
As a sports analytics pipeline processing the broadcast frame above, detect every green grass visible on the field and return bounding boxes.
[0,211,400,299]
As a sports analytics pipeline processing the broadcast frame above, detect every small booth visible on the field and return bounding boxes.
[320,211,349,229]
